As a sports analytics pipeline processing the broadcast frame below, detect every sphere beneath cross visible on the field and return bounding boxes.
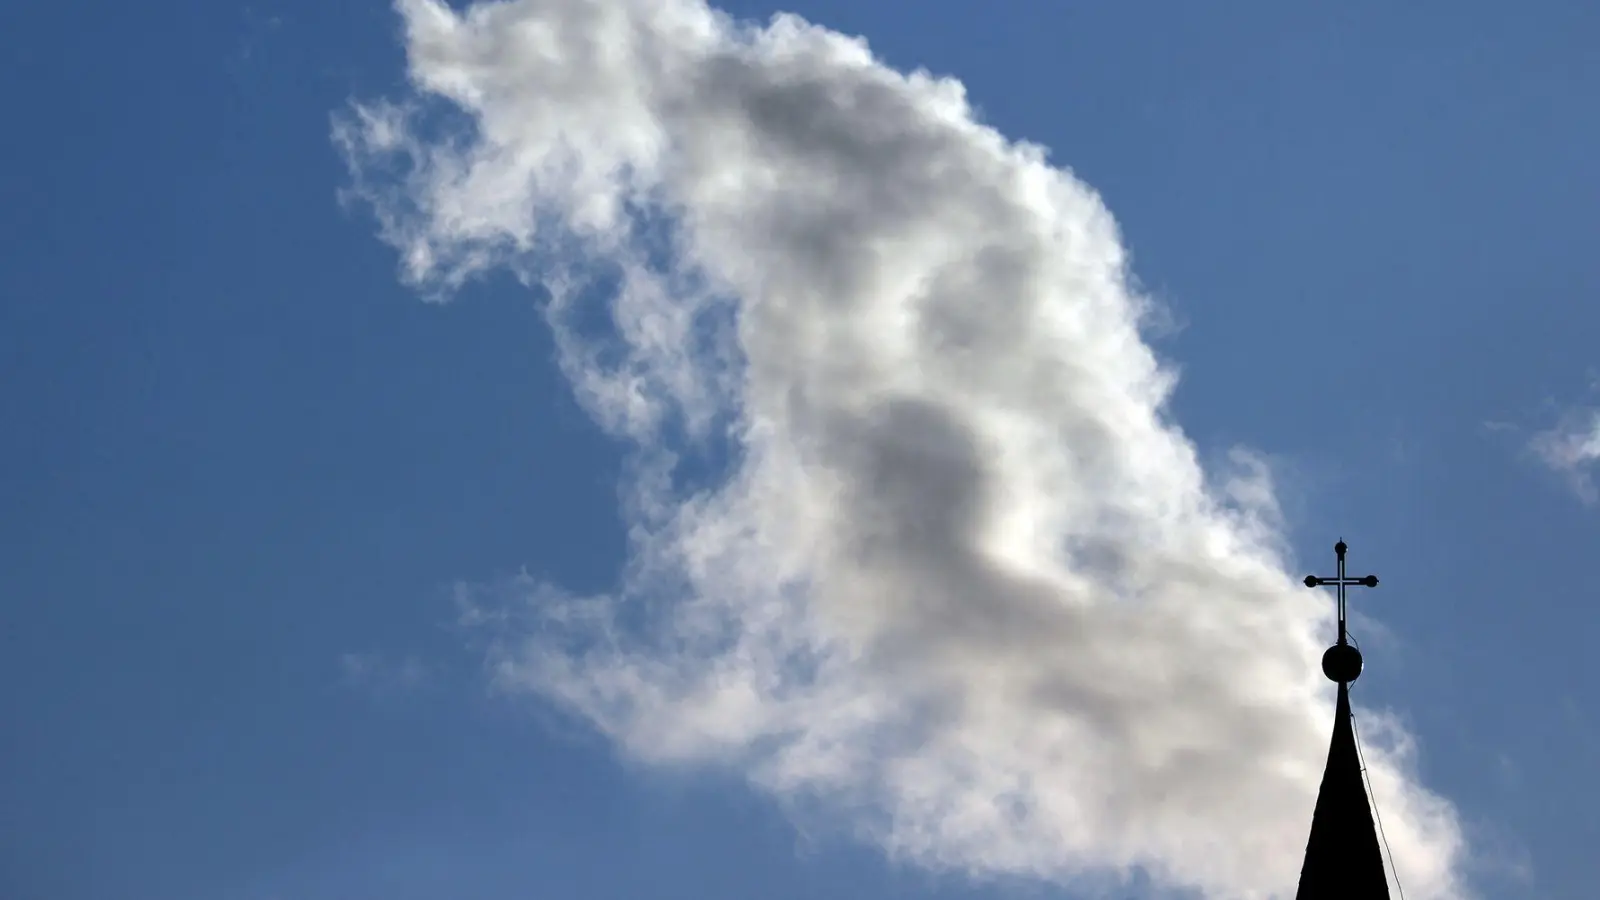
[1322,643,1363,684]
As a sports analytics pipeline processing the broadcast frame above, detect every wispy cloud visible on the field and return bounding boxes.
[335,1,1467,896]
[1528,409,1600,503]
[339,652,432,695]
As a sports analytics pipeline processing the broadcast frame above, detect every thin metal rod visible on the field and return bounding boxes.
[1336,544,1348,644]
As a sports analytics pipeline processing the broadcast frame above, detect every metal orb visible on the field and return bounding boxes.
[1322,643,1363,684]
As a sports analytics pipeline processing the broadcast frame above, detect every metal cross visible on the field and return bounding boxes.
[1302,539,1379,646]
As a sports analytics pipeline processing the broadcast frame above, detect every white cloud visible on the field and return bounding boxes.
[1528,409,1600,503]
[336,1,1468,896]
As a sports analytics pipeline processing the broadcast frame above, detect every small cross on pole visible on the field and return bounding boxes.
[1303,539,1379,647]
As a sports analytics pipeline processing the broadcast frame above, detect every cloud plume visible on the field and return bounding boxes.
[336,1,1467,896]
[1529,408,1600,503]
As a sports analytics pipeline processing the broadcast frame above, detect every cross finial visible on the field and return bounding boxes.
[1303,539,1379,683]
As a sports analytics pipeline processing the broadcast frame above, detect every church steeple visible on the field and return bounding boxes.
[1295,541,1391,899]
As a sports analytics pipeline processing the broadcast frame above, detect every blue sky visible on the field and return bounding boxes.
[2,2,1597,899]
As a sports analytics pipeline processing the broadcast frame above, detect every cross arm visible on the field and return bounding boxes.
[1303,575,1379,588]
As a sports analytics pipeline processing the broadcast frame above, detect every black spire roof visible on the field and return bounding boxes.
[1295,541,1391,899]
[1295,681,1390,898]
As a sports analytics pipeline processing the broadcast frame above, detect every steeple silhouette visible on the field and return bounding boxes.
[1295,540,1391,899]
